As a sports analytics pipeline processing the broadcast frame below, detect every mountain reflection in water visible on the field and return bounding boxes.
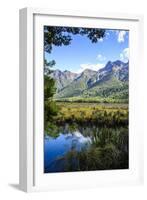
[44,124,128,173]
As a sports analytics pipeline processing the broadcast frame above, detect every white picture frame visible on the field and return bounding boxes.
[19,7,144,192]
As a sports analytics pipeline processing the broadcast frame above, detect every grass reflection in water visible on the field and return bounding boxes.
[44,123,128,173]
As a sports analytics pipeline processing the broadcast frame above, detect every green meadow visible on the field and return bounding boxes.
[54,102,128,127]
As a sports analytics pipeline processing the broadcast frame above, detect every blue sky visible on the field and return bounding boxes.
[45,29,129,73]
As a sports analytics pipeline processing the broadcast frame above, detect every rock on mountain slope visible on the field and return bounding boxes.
[55,69,97,98]
[50,69,78,92]
[50,60,129,99]
[87,60,128,87]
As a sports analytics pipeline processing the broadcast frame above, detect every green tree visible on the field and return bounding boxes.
[44,59,59,129]
[44,59,56,100]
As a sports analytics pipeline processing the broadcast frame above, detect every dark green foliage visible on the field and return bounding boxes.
[44,59,56,76]
[44,75,56,100]
[44,101,58,122]
[44,59,59,130]
[45,123,60,138]
[44,26,105,54]
[44,59,56,100]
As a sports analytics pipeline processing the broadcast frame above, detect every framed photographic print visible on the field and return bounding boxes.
[19,8,144,192]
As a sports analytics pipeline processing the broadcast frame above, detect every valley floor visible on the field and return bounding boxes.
[54,102,128,126]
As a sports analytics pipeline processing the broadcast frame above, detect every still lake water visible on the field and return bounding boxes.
[44,124,128,173]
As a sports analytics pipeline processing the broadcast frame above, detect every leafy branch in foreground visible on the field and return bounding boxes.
[44,26,105,54]
[44,59,59,129]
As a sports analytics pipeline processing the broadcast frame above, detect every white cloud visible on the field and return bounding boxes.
[76,63,105,73]
[96,54,106,62]
[120,48,129,62]
[117,31,126,43]
[99,38,104,42]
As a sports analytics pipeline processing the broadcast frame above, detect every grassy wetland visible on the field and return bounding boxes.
[54,102,128,126]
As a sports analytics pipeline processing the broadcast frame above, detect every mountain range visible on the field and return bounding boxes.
[50,60,129,101]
